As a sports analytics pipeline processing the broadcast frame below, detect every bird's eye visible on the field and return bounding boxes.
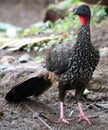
[82,9,86,12]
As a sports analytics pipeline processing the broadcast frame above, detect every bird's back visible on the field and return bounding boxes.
[46,41,76,75]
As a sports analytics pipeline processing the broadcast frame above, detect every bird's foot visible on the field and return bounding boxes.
[78,102,97,125]
[56,117,72,123]
[79,115,91,125]
[79,114,97,125]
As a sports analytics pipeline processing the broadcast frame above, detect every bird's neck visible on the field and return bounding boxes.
[79,15,90,26]
[77,23,91,46]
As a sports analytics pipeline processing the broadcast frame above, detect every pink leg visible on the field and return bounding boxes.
[56,102,72,123]
[78,102,96,125]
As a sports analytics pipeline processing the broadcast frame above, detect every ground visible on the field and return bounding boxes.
[0,0,48,28]
[0,23,108,130]
[0,2,108,130]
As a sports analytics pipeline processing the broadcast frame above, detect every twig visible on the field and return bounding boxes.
[38,116,54,130]
[69,110,74,117]
[25,103,53,130]
[25,103,34,112]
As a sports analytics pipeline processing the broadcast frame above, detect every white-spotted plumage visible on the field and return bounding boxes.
[46,5,100,124]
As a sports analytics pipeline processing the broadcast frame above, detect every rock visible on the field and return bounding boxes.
[44,9,64,22]
[0,55,15,64]
[18,54,31,63]
[95,103,108,109]
[0,55,15,70]
[0,64,14,71]
[99,47,108,56]
[33,112,39,119]
[44,1,76,22]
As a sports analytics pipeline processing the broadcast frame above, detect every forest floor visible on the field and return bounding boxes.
[0,2,108,130]
[0,23,108,130]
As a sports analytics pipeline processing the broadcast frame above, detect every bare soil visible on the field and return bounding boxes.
[0,24,108,130]
[0,0,50,28]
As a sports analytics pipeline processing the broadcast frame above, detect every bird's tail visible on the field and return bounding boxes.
[5,68,57,102]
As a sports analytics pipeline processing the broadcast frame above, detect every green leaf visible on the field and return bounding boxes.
[34,56,43,61]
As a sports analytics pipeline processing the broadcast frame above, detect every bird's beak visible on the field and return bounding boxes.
[74,9,78,15]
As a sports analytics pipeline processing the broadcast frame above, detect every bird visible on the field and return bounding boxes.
[46,4,100,124]
[5,5,100,124]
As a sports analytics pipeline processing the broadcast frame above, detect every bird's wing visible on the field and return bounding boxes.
[46,42,75,75]
[5,68,52,102]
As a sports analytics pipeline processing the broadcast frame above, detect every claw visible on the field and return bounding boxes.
[56,117,72,123]
[79,115,91,125]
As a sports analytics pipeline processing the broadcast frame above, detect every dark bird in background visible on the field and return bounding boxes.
[5,5,100,124]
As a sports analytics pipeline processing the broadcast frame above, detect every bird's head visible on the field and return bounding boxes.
[74,5,91,26]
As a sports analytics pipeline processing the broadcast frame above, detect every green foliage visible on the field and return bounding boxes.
[24,37,63,52]
[25,4,106,52]
[91,5,106,25]
[44,6,106,34]
[42,12,80,34]
[18,22,46,37]
[34,56,43,61]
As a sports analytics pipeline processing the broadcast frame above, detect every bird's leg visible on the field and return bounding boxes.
[48,71,56,84]
[78,102,96,125]
[56,102,72,123]
[57,84,72,123]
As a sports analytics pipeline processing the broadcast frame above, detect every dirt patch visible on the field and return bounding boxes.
[0,0,51,28]
[0,24,108,129]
